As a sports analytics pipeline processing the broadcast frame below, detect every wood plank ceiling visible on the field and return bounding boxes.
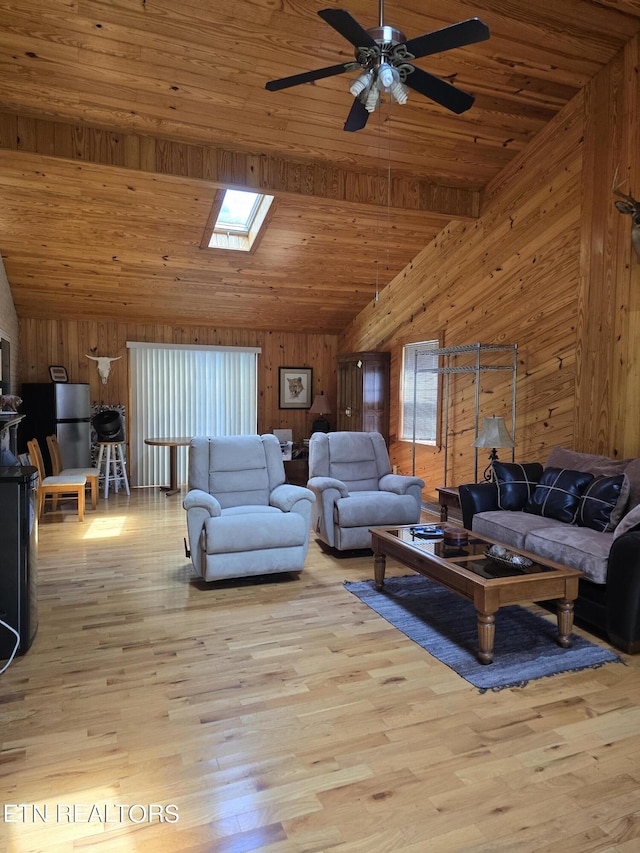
[0,0,639,334]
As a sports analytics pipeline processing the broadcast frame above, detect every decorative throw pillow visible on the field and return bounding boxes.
[524,467,594,524]
[493,461,543,511]
[576,474,625,532]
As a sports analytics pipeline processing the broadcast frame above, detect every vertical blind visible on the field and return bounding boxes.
[128,343,260,487]
[401,340,439,443]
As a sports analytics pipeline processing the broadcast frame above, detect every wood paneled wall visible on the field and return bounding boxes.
[577,33,640,458]
[0,254,19,392]
[340,94,585,498]
[18,319,337,444]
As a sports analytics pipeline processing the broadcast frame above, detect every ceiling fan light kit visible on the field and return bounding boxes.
[265,2,490,131]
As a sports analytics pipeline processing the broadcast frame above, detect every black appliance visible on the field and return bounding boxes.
[0,466,38,659]
[93,409,125,442]
[19,382,91,474]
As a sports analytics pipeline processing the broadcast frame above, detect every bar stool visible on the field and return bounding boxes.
[96,441,130,498]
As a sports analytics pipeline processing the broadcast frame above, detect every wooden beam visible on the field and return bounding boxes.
[0,110,479,219]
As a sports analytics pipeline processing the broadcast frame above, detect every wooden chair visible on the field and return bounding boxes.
[46,433,99,510]
[27,438,86,522]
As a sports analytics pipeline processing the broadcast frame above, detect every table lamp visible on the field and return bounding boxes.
[472,415,515,481]
[309,393,331,434]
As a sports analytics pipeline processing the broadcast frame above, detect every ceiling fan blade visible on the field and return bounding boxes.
[404,65,475,114]
[318,8,378,49]
[402,18,490,60]
[265,62,356,91]
[343,98,369,132]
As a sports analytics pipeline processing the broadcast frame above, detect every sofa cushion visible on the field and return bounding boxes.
[493,461,543,510]
[471,510,556,550]
[576,474,625,532]
[524,525,612,584]
[524,467,594,524]
[545,446,631,477]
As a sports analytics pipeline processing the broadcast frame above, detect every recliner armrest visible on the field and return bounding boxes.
[270,483,315,513]
[458,482,499,529]
[306,476,349,498]
[183,489,221,517]
[379,473,425,494]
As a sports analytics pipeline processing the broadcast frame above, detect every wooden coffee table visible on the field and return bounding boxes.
[369,525,582,664]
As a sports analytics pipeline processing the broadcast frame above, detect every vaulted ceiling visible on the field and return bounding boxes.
[1,0,640,334]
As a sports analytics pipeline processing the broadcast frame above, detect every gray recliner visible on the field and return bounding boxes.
[183,434,315,582]
[307,431,425,551]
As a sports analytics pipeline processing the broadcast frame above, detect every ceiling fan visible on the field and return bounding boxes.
[265,1,490,132]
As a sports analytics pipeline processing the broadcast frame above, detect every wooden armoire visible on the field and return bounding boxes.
[336,351,390,444]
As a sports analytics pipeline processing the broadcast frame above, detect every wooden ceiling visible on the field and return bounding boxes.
[1,0,640,334]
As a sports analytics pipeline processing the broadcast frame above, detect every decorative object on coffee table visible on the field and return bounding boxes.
[485,544,533,569]
[444,527,468,546]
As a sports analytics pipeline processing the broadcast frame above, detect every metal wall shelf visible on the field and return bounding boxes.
[409,342,517,484]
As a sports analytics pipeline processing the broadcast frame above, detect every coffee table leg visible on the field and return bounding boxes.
[477,611,496,665]
[556,598,575,648]
[374,552,386,590]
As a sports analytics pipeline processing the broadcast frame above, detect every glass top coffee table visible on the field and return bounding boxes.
[369,525,582,665]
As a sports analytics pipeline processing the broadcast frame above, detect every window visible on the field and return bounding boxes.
[400,340,440,443]
[203,189,275,252]
[128,342,260,487]
[215,190,262,234]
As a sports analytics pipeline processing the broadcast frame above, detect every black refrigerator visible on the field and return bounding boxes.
[0,466,38,658]
[19,383,92,474]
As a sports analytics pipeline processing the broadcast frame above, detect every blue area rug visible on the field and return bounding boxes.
[345,575,622,691]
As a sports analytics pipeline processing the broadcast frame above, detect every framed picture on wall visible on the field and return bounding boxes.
[48,365,68,383]
[279,367,313,409]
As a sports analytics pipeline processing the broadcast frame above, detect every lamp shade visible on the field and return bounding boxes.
[472,416,514,450]
[309,393,331,415]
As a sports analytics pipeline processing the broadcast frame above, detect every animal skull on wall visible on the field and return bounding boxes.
[86,355,121,384]
[614,188,640,260]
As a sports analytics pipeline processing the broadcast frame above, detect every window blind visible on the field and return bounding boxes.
[128,343,260,487]
[401,340,439,443]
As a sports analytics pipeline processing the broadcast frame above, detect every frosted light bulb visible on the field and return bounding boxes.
[389,80,409,105]
[349,72,371,97]
[365,85,379,112]
[378,63,396,90]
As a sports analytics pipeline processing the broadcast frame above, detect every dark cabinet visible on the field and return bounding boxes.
[336,351,390,443]
[0,467,38,659]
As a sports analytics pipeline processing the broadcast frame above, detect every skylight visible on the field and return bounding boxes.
[203,188,275,253]
[215,190,262,234]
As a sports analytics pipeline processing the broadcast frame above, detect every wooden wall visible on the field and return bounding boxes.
[0,254,19,393]
[577,33,640,458]
[18,319,338,446]
[340,93,585,499]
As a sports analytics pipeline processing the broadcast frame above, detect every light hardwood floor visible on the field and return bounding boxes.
[2,489,640,852]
